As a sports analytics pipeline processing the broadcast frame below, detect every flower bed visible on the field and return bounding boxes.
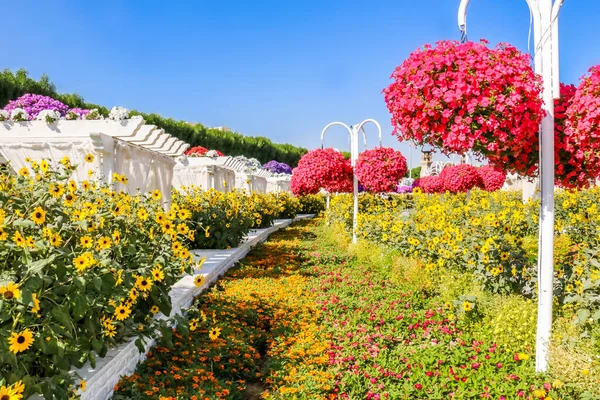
[0,161,194,399]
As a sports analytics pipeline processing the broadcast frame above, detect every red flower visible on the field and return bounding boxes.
[184,146,224,157]
[291,148,353,195]
[415,176,444,194]
[384,40,544,176]
[414,383,422,390]
[439,164,480,193]
[355,147,407,193]
[477,165,506,191]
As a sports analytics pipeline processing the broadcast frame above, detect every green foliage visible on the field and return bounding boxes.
[297,194,326,215]
[410,166,421,179]
[0,69,307,166]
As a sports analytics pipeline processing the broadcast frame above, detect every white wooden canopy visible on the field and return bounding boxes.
[0,119,189,208]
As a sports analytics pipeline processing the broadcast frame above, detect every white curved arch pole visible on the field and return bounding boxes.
[354,119,383,150]
[320,121,352,149]
[457,0,563,373]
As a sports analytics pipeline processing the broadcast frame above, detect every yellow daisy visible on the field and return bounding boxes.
[0,282,21,300]
[8,328,34,354]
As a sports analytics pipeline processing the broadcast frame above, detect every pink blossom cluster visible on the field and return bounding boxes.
[354,147,407,193]
[384,40,544,176]
[439,164,480,193]
[414,176,444,194]
[562,66,600,188]
[290,148,353,195]
[477,165,507,191]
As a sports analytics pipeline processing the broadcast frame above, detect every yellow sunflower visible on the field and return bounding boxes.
[40,160,49,173]
[151,266,165,282]
[31,207,46,225]
[135,276,153,292]
[151,190,162,200]
[0,383,21,400]
[31,293,41,314]
[12,231,26,248]
[8,329,34,354]
[463,301,473,312]
[114,305,132,321]
[0,282,21,300]
[194,275,206,288]
[96,236,112,250]
[48,183,65,198]
[73,254,90,273]
[84,153,95,163]
[80,236,93,248]
[150,305,160,314]
[49,233,62,247]
[189,318,199,332]
[208,326,221,341]
[18,167,29,177]
[136,208,149,221]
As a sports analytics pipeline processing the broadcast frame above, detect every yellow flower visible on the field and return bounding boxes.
[0,382,22,400]
[104,324,117,338]
[49,232,62,247]
[581,369,590,375]
[82,180,91,191]
[96,236,112,250]
[73,254,90,273]
[31,293,40,314]
[208,326,221,341]
[151,190,162,200]
[8,328,34,354]
[80,236,93,248]
[152,266,165,282]
[517,352,530,361]
[12,231,26,248]
[48,183,65,198]
[532,389,546,398]
[194,275,206,288]
[79,380,86,392]
[60,156,71,166]
[443,301,452,310]
[135,276,153,292]
[40,159,49,173]
[189,318,199,331]
[552,379,563,389]
[31,207,46,225]
[84,153,95,163]
[462,301,473,312]
[136,208,149,221]
[0,227,8,241]
[0,282,21,300]
[150,305,160,314]
[114,305,132,321]
[18,166,29,177]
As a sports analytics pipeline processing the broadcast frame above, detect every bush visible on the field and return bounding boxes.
[297,194,326,215]
[0,160,193,399]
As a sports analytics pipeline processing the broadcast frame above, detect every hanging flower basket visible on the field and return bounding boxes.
[185,146,224,157]
[477,165,506,191]
[415,175,443,194]
[384,40,544,175]
[355,147,407,193]
[563,66,600,188]
[439,164,480,193]
[290,148,352,195]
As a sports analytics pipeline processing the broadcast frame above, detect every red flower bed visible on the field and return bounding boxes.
[291,148,353,195]
[439,164,481,193]
[563,66,600,188]
[477,165,507,191]
[185,146,224,157]
[384,40,544,176]
[355,147,407,193]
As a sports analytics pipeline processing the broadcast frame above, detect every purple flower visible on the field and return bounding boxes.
[263,160,292,175]
[396,185,413,194]
[4,94,69,119]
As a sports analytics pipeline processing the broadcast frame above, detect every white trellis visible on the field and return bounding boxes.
[321,119,382,243]
[0,118,188,209]
[173,156,237,192]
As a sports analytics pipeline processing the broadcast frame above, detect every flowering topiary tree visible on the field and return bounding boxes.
[477,165,507,191]
[354,147,407,193]
[290,148,352,195]
[562,66,600,188]
[415,175,444,194]
[4,94,70,119]
[263,160,293,175]
[439,164,480,193]
[384,40,544,176]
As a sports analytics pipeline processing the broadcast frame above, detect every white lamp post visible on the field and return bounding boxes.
[458,0,564,372]
[321,119,382,243]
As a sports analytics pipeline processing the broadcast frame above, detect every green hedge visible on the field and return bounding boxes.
[0,69,307,166]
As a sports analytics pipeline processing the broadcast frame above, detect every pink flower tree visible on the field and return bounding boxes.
[384,40,544,176]
[439,164,480,193]
[290,148,353,195]
[354,147,407,193]
[477,165,507,191]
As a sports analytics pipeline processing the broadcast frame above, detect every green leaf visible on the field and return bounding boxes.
[135,338,145,354]
[13,219,37,228]
[592,310,600,321]
[51,305,71,327]
[72,296,89,321]
[577,308,591,324]
[27,254,57,275]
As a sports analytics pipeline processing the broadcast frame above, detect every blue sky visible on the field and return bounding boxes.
[2,0,599,167]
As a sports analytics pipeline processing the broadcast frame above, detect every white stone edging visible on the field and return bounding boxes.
[28,214,314,400]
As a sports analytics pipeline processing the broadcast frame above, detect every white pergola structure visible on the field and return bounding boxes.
[458,0,564,372]
[266,175,291,193]
[173,156,238,192]
[0,118,188,208]
[234,167,270,193]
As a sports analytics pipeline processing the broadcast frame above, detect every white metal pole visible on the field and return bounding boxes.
[535,0,556,373]
[350,125,360,244]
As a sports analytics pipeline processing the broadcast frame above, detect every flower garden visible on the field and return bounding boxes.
[2,12,600,400]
